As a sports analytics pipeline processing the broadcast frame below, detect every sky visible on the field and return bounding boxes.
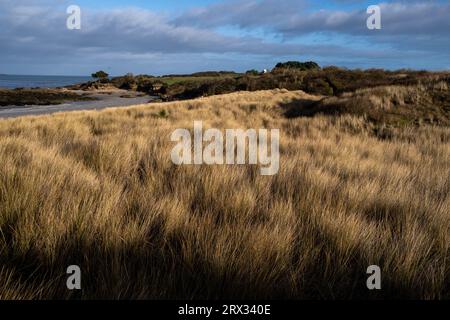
[1,0,449,76]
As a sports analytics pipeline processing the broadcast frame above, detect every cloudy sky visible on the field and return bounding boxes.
[1,0,449,75]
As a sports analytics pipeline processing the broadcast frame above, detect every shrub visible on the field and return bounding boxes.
[91,70,109,80]
[116,73,136,90]
[274,61,321,71]
[246,69,260,76]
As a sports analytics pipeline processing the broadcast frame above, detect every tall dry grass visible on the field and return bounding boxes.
[314,81,450,126]
[0,89,448,299]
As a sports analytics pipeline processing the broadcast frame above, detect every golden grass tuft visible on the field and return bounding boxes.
[316,82,450,126]
[0,89,448,299]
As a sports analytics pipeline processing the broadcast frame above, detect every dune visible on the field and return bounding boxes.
[0,89,448,299]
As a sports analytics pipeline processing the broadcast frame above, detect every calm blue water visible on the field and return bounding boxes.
[0,74,92,89]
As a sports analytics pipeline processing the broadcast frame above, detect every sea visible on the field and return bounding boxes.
[0,74,92,89]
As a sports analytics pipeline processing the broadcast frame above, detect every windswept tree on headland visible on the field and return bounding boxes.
[91,70,109,80]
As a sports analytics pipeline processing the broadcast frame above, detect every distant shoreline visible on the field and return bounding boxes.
[1,66,449,122]
[0,88,154,118]
[0,74,93,89]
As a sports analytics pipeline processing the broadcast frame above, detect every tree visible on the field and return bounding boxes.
[91,70,109,80]
[274,61,320,71]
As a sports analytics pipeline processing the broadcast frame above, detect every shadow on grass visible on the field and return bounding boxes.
[0,217,426,300]
[280,99,325,119]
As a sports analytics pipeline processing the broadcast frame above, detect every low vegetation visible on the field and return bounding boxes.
[287,81,450,127]
[5,61,448,110]
[0,89,448,299]
[102,63,450,104]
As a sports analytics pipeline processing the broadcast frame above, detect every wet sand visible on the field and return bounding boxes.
[0,89,155,118]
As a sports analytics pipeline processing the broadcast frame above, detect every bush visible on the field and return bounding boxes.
[91,70,109,80]
[246,69,260,76]
[116,73,136,90]
[274,61,320,71]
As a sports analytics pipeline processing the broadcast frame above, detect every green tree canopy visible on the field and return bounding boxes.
[91,70,109,79]
[275,61,320,71]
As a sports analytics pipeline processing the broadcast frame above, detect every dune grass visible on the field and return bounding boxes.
[313,81,450,127]
[0,89,448,299]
